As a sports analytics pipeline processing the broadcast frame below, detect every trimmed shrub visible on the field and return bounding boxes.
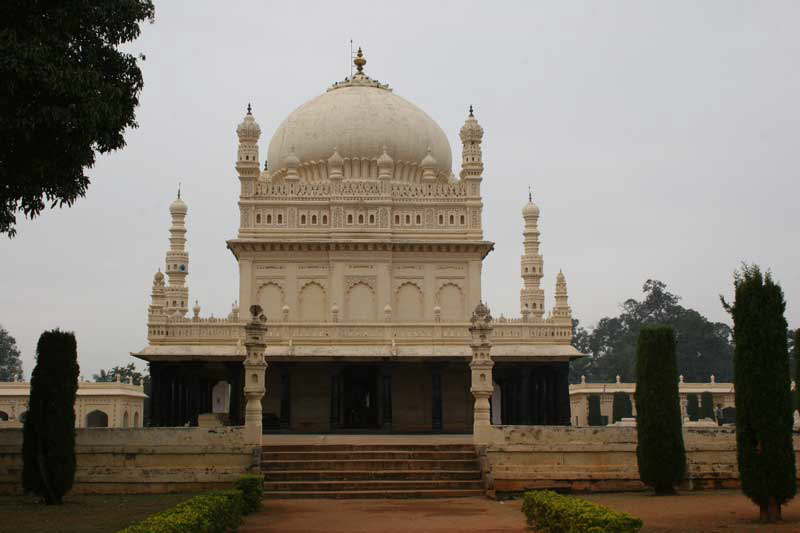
[699,391,715,420]
[118,489,244,533]
[612,392,633,423]
[521,490,642,532]
[22,330,80,504]
[723,265,796,521]
[635,325,686,494]
[587,394,603,426]
[235,474,264,514]
[686,393,699,421]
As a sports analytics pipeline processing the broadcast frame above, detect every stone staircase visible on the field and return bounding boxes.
[261,443,483,499]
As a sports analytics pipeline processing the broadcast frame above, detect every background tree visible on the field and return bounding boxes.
[0,1,155,236]
[612,391,633,423]
[686,394,699,421]
[722,265,796,521]
[93,362,150,425]
[0,325,23,381]
[22,330,80,504]
[795,329,800,413]
[635,325,686,495]
[587,394,604,426]
[699,391,715,420]
[571,280,734,383]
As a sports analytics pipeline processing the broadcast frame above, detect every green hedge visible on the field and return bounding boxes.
[521,490,643,533]
[235,474,264,514]
[118,489,244,533]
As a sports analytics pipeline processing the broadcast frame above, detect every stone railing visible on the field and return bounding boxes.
[254,180,469,200]
[147,317,572,345]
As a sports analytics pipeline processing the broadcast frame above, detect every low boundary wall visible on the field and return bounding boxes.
[0,427,257,495]
[479,426,800,498]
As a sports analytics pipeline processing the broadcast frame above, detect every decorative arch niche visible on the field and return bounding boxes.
[298,281,326,322]
[86,410,109,428]
[395,282,423,322]
[122,411,129,428]
[346,279,376,321]
[436,283,464,322]
[257,281,285,321]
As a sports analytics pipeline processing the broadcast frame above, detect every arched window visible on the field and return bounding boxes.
[369,214,375,224]
[358,214,364,224]
[0,411,8,421]
[256,213,261,224]
[405,214,411,224]
[266,214,272,224]
[438,214,444,225]
[416,214,421,224]
[322,214,328,225]
[123,411,129,428]
[460,214,465,225]
[86,410,109,428]
[277,213,283,224]
[395,214,400,225]
[347,214,353,224]
[133,412,140,427]
[449,214,455,224]
[311,214,317,225]
[300,214,307,225]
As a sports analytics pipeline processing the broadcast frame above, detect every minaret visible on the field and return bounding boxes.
[552,270,572,319]
[520,190,545,318]
[236,103,261,197]
[164,191,189,317]
[148,270,166,318]
[460,105,484,180]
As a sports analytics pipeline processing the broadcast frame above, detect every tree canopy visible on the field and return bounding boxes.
[570,280,735,383]
[93,362,148,386]
[0,324,23,381]
[0,0,154,236]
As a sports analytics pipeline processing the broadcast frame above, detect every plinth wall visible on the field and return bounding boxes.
[479,426,800,498]
[0,427,257,495]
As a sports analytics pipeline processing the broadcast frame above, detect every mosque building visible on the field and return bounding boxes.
[133,50,581,435]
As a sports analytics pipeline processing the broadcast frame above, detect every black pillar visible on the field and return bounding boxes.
[381,366,392,430]
[280,367,291,429]
[432,367,443,431]
[555,362,571,425]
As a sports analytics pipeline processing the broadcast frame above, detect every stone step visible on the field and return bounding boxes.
[262,459,480,471]
[261,444,476,452]
[263,479,483,492]
[264,469,482,481]
[262,450,477,461]
[262,488,484,499]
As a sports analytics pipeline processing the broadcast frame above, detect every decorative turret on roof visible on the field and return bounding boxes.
[460,105,484,180]
[236,103,261,200]
[520,189,545,319]
[148,270,166,318]
[377,146,394,180]
[164,189,189,317]
[420,147,438,182]
[552,270,571,319]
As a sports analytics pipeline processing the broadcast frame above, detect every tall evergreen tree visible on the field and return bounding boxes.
[635,325,686,494]
[795,329,800,413]
[722,265,796,521]
[22,330,79,504]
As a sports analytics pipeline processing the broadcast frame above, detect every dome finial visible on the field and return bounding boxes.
[528,185,532,203]
[354,47,366,74]
[247,102,252,115]
[178,181,181,199]
[469,105,474,117]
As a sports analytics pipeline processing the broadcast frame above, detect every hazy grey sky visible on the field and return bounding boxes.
[2,1,798,378]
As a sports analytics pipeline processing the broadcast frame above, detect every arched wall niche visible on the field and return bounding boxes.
[346,281,376,321]
[257,282,285,321]
[298,281,326,322]
[86,410,109,428]
[395,282,423,322]
[436,283,464,322]
[122,411,129,427]
[133,411,140,427]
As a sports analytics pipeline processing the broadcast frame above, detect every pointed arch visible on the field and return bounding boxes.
[395,281,424,322]
[436,283,464,322]
[298,281,327,322]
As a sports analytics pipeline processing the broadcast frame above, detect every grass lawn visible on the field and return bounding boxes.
[0,493,195,533]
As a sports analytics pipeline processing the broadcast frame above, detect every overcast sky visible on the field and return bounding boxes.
[2,1,798,379]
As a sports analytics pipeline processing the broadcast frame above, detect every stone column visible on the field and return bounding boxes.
[469,302,494,443]
[243,305,268,445]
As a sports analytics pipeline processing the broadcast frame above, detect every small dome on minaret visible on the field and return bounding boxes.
[236,103,261,141]
[459,105,484,144]
[170,188,187,214]
[522,188,539,217]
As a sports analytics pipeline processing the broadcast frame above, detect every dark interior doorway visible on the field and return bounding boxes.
[340,365,379,429]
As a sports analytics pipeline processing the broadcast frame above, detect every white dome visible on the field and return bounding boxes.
[267,84,452,177]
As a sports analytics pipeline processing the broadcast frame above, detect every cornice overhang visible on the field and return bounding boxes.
[227,239,495,260]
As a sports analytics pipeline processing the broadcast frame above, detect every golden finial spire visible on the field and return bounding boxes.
[354,47,366,74]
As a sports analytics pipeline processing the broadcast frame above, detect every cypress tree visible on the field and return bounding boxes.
[22,330,79,504]
[612,392,633,422]
[686,394,699,421]
[722,265,796,521]
[699,391,715,420]
[795,329,800,415]
[635,325,686,494]
[588,394,603,426]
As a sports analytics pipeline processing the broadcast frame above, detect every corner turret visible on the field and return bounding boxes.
[520,189,545,318]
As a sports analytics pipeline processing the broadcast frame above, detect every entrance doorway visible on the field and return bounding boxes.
[340,366,379,429]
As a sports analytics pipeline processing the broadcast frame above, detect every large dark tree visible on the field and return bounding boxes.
[0,1,155,236]
[795,329,800,412]
[635,325,686,495]
[722,265,796,522]
[0,325,23,381]
[22,330,80,504]
[570,280,733,383]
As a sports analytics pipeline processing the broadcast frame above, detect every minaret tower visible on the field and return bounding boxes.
[520,190,545,318]
[164,191,189,317]
[236,103,261,198]
[552,270,572,319]
[148,270,166,318]
[460,105,485,238]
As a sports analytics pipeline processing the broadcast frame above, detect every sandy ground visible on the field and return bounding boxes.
[240,491,800,533]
